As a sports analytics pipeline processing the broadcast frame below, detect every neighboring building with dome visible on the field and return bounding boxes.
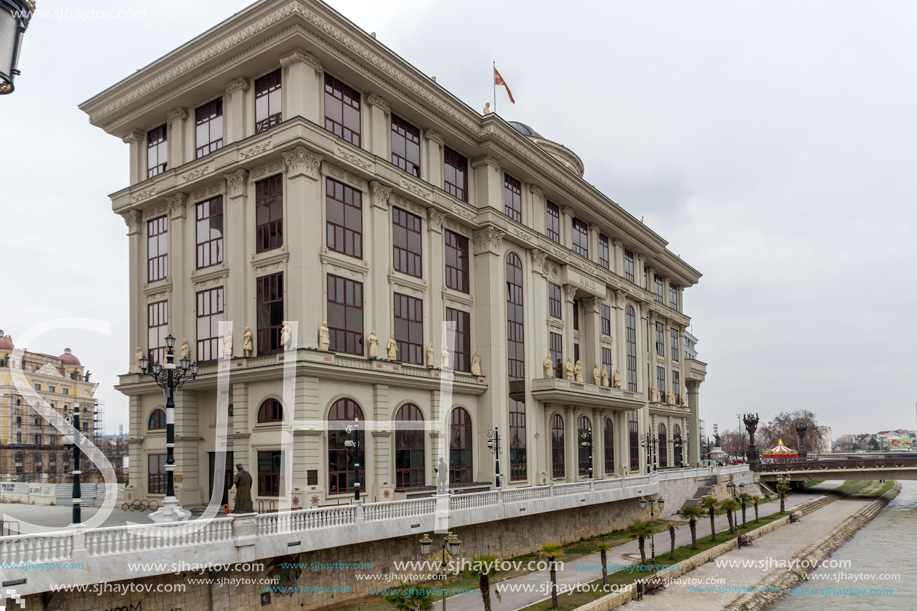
[0,331,99,482]
[81,0,707,510]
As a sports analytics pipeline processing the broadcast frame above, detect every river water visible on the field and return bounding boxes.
[773,480,917,609]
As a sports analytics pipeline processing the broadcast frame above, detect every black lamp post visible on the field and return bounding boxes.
[580,431,593,479]
[139,334,198,522]
[487,427,502,488]
[638,496,665,563]
[344,418,361,501]
[744,413,760,468]
[66,414,81,526]
[419,532,461,611]
[0,1,35,94]
[641,432,658,473]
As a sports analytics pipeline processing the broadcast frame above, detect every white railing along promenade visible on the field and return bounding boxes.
[0,464,748,567]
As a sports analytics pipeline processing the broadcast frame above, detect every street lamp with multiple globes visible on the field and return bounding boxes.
[139,334,198,522]
[640,432,658,474]
[638,496,665,563]
[486,427,503,488]
[580,431,593,479]
[343,418,362,502]
[0,0,35,94]
[419,532,462,611]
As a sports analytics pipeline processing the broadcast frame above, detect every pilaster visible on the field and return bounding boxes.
[423,129,444,188]
[280,49,323,124]
[561,206,574,249]
[174,392,201,506]
[122,130,145,185]
[471,156,502,215]
[166,193,189,343]
[224,169,250,351]
[224,77,250,145]
[366,93,391,160]
[369,181,392,342]
[372,384,392,498]
[166,107,188,170]
[563,406,576,483]
[592,408,603,478]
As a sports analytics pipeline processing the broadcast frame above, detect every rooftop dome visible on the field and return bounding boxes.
[0,331,12,351]
[508,121,544,139]
[59,348,81,366]
[507,121,585,177]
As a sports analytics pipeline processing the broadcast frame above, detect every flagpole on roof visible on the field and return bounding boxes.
[493,60,496,114]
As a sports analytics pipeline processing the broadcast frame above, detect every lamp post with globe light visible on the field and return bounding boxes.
[638,496,665,563]
[0,1,35,94]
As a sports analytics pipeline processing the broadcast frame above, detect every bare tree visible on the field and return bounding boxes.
[758,410,819,450]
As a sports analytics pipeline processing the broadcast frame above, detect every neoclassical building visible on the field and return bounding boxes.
[81,0,707,509]
[0,332,98,482]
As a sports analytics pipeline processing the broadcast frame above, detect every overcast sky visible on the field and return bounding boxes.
[3,0,916,438]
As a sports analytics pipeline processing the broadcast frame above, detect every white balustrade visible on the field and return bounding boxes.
[0,531,72,564]
[364,498,436,522]
[256,505,355,536]
[84,517,233,556]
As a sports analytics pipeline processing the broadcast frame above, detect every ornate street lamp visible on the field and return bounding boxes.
[640,432,658,473]
[0,1,35,94]
[580,430,593,479]
[64,413,82,527]
[344,418,362,502]
[743,413,760,468]
[140,334,197,522]
[638,496,665,563]
[419,533,462,611]
[487,427,503,488]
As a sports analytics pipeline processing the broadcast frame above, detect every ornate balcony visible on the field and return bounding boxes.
[529,377,645,410]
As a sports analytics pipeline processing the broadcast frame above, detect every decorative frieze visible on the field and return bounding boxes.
[240,140,273,159]
[130,186,156,203]
[180,166,210,183]
[324,162,368,190]
[400,177,432,199]
[336,146,373,170]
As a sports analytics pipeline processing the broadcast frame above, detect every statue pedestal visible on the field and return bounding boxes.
[434,492,450,534]
[149,496,192,523]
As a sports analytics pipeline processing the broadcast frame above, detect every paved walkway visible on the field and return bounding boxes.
[625,491,873,610]
[437,483,838,611]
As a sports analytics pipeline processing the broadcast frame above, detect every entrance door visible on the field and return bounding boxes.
[209,451,234,505]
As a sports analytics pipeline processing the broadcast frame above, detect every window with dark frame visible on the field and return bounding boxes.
[574,343,580,364]
[551,414,565,479]
[148,409,165,431]
[326,275,364,356]
[654,275,664,302]
[624,249,635,283]
[391,115,421,177]
[255,175,283,253]
[393,293,423,365]
[548,283,563,319]
[629,411,639,471]
[256,272,283,355]
[673,424,683,466]
[395,404,425,488]
[195,196,223,269]
[147,124,167,178]
[446,308,471,372]
[604,418,614,474]
[602,347,612,378]
[578,416,592,477]
[550,332,563,379]
[196,286,224,363]
[449,407,473,484]
[546,201,560,243]
[444,230,469,293]
[147,216,168,282]
[506,253,527,481]
[444,147,468,201]
[626,305,637,392]
[599,233,609,269]
[504,174,522,223]
[392,207,422,278]
[254,69,282,134]
[324,73,361,146]
[572,218,589,258]
[147,300,168,366]
[328,399,364,493]
[673,371,681,405]
[148,454,167,494]
[573,298,580,331]
[669,284,678,309]
[658,423,668,468]
[325,177,363,259]
[601,304,611,336]
[195,98,223,158]
[656,322,665,357]
[671,328,680,362]
[258,450,283,497]
[657,366,666,401]
[257,399,283,423]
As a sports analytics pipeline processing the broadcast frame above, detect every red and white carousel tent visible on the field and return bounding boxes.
[762,440,798,462]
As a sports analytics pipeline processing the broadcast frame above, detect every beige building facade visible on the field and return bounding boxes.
[81,0,707,510]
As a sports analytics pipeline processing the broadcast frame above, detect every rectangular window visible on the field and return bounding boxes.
[657,366,666,401]
[147,124,167,178]
[196,287,224,363]
[626,306,637,392]
[574,343,580,364]
[671,328,680,362]
[392,207,423,278]
[546,201,560,243]
[504,174,522,222]
[63,389,69,395]
[656,322,665,357]
[391,115,421,177]
[669,284,678,309]
[327,275,364,356]
[573,298,580,331]
[599,233,609,269]
[673,371,681,405]
[325,177,363,258]
[443,147,467,201]
[572,218,589,258]
[624,249,635,282]
[324,73,361,146]
[147,215,168,282]
[256,273,283,355]
[148,454,167,495]
[506,255,526,481]
[654,275,664,303]
[601,304,611,336]
[602,347,613,377]
[48,385,55,393]
[444,230,470,293]
[255,69,282,133]
[550,332,563,379]
[393,293,423,365]
[147,300,168,366]
[629,411,639,471]
[195,98,223,158]
[446,308,471,372]
[255,175,283,253]
[34,383,41,392]
[548,283,563,319]
[195,196,223,269]
[258,450,283,497]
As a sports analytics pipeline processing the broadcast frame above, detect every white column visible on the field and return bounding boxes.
[122,130,145,185]
[366,94,391,159]
[423,130,444,188]
[279,49,323,123]
[224,78,250,145]
[167,107,188,170]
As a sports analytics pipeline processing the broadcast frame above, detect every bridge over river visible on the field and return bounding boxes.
[755,456,917,481]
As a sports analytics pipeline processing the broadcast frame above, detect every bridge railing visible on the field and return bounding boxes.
[755,457,917,473]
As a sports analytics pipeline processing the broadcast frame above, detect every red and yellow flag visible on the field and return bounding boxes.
[494,67,515,104]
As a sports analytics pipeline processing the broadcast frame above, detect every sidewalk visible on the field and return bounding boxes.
[436,482,840,611]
